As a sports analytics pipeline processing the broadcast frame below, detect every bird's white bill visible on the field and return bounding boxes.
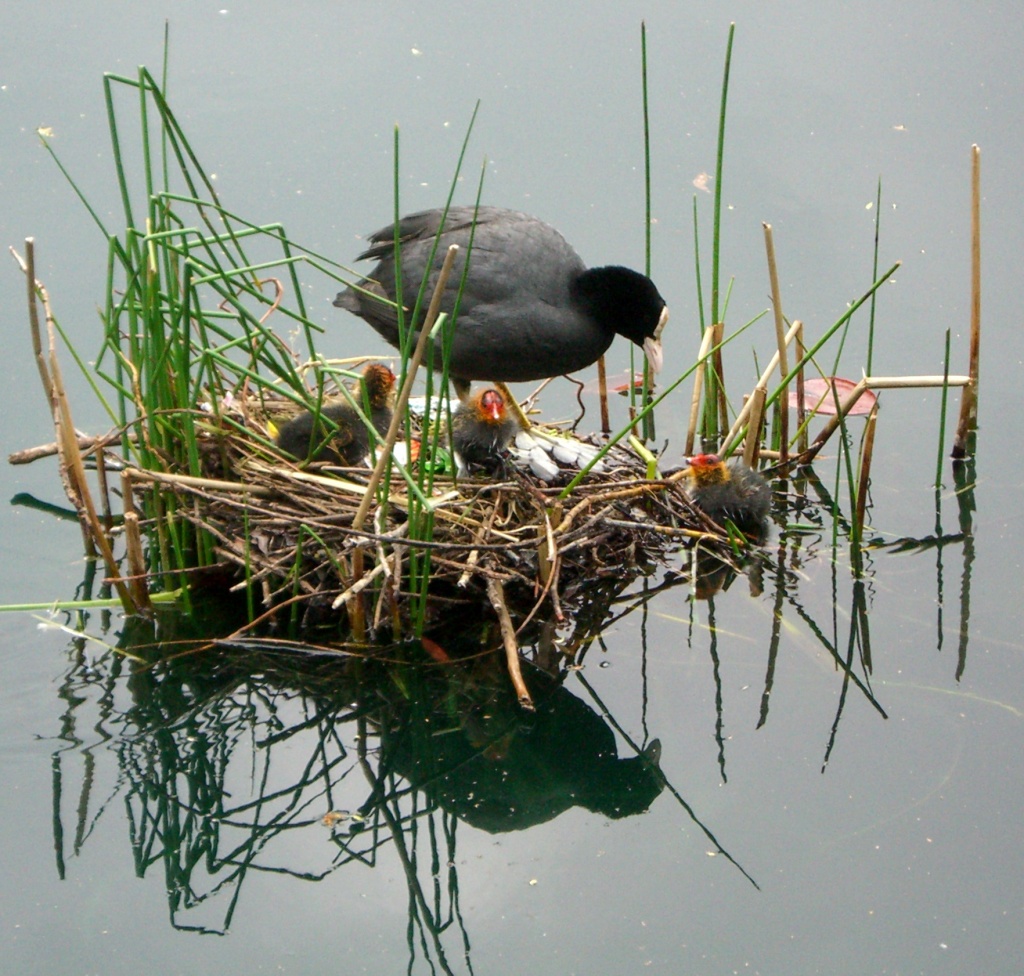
[644,305,668,372]
[643,334,664,374]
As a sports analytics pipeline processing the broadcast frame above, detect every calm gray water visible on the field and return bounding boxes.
[3,3,1023,974]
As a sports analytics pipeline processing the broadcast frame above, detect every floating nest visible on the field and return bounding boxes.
[119,388,738,640]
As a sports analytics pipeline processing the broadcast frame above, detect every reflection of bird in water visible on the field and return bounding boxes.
[333,206,668,402]
[384,667,664,833]
[276,363,395,465]
[450,388,521,473]
[691,547,766,601]
[684,453,771,537]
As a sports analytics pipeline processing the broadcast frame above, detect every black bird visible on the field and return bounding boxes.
[334,206,668,399]
[276,363,395,465]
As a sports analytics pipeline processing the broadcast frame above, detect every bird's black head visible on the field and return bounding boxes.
[574,266,668,371]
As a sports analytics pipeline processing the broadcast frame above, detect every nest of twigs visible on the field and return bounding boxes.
[122,392,726,639]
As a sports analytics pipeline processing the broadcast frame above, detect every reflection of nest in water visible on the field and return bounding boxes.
[124,394,739,634]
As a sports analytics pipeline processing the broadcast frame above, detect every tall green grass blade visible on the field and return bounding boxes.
[639,20,655,440]
[867,177,883,374]
[711,22,735,328]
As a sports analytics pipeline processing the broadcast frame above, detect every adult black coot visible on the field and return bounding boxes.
[450,387,521,473]
[276,363,396,465]
[334,207,668,398]
[684,453,771,536]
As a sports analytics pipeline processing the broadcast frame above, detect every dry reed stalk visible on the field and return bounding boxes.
[49,308,135,610]
[125,467,278,497]
[597,355,610,433]
[721,319,802,455]
[855,402,879,534]
[953,144,981,458]
[7,431,120,465]
[121,470,153,612]
[795,321,807,454]
[763,222,790,462]
[351,243,461,545]
[686,325,717,454]
[742,386,767,467]
[11,243,84,527]
[712,321,728,437]
[457,500,499,588]
[486,573,534,710]
[16,241,54,405]
[93,443,113,529]
[798,374,970,465]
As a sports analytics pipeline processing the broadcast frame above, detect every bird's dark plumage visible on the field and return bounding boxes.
[334,207,667,389]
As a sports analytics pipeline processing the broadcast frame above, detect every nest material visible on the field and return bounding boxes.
[124,397,725,631]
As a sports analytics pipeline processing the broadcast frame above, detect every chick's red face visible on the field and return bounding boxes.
[479,389,505,423]
[688,453,722,470]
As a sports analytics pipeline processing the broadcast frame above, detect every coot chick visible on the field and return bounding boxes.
[334,207,668,397]
[450,387,521,473]
[684,453,771,536]
[277,363,396,465]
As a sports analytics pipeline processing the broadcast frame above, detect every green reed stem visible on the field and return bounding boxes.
[711,23,735,328]
[867,177,882,374]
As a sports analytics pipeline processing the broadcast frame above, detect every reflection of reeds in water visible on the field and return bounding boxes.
[49,588,677,951]
[44,432,979,954]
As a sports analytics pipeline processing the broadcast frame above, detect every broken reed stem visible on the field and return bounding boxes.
[686,325,716,455]
[10,243,88,523]
[494,379,532,431]
[333,557,391,608]
[721,319,802,456]
[763,222,789,462]
[742,386,767,467]
[713,321,728,437]
[855,402,878,535]
[348,243,461,636]
[126,466,278,496]
[121,470,153,612]
[14,243,101,562]
[952,144,981,458]
[7,430,123,465]
[18,241,55,404]
[49,310,135,610]
[798,374,970,465]
[597,354,610,433]
[93,443,113,528]
[486,573,534,710]
[352,243,461,536]
[795,321,807,454]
